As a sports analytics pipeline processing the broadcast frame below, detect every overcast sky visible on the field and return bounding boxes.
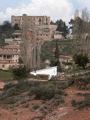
[0,0,90,23]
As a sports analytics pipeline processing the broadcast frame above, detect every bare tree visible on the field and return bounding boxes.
[70,8,90,56]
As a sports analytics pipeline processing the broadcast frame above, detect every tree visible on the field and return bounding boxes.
[0,21,14,45]
[50,20,56,25]
[69,17,84,38]
[56,19,69,38]
[73,53,89,69]
[54,42,62,73]
[82,8,89,22]
[12,66,28,79]
[13,23,20,30]
[69,8,90,36]
[69,8,90,52]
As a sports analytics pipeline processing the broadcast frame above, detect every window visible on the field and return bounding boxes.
[7,55,12,59]
[2,65,5,68]
[3,55,6,59]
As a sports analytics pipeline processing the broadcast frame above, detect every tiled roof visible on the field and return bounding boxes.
[0,60,17,64]
[0,45,20,55]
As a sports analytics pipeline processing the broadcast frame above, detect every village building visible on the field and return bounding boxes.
[30,66,57,79]
[59,55,73,63]
[53,31,64,40]
[0,44,20,70]
[0,15,64,70]
[11,14,64,70]
[0,30,21,70]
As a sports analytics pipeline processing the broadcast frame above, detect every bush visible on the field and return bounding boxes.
[71,94,90,109]
[0,80,66,106]
[32,84,55,100]
[28,81,66,100]
[73,53,89,69]
[4,82,15,90]
[12,66,28,79]
[75,77,90,90]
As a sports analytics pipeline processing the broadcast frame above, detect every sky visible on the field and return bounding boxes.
[0,0,90,23]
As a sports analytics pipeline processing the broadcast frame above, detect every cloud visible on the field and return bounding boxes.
[76,0,90,10]
[0,0,74,24]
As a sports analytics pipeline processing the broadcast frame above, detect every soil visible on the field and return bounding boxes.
[0,81,90,120]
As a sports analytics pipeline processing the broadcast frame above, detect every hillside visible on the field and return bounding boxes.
[0,77,90,120]
[41,39,75,63]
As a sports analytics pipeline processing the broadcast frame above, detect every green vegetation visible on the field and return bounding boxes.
[0,80,72,105]
[73,53,89,69]
[54,42,62,72]
[71,93,90,109]
[0,66,28,81]
[12,66,28,80]
[0,70,13,80]
[41,39,74,64]
[29,83,65,100]
[75,76,90,90]
[50,19,69,37]
[0,21,14,45]
[56,19,69,37]
[0,21,20,45]
[0,66,29,81]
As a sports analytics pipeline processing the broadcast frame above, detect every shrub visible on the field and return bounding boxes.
[71,94,90,109]
[28,81,66,100]
[34,84,55,100]
[32,104,40,110]
[0,80,66,106]
[4,82,15,90]
[73,53,89,69]
[12,66,28,79]
[54,94,65,105]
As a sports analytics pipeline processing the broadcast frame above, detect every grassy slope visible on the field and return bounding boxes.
[0,70,13,81]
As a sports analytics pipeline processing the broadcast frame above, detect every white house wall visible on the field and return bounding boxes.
[30,66,57,79]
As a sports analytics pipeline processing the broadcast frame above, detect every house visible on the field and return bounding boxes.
[54,31,64,40]
[30,66,57,79]
[0,43,20,70]
[59,55,73,63]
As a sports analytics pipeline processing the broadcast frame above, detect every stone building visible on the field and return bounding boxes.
[0,44,20,70]
[11,16,23,29]
[0,31,21,70]
[11,14,50,30]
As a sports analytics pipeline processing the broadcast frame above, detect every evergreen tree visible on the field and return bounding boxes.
[56,19,69,38]
[55,42,62,73]
[0,21,14,45]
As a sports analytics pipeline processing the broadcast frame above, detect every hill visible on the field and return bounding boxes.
[41,39,75,63]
